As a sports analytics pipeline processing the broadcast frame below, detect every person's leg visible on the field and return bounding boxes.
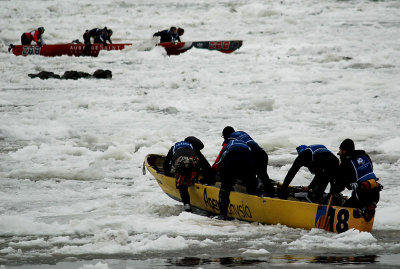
[218,156,235,219]
[309,172,330,201]
[178,186,192,212]
[232,151,258,195]
[254,150,274,196]
[82,34,92,56]
[218,187,230,219]
[21,34,31,45]
[309,153,338,201]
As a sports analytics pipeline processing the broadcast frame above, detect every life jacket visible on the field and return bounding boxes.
[219,139,251,162]
[350,155,377,183]
[297,144,331,160]
[168,30,179,42]
[228,131,262,151]
[173,141,193,154]
[225,139,251,152]
[24,30,41,43]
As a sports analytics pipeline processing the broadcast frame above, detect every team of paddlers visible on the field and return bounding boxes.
[13,26,183,55]
[163,127,383,221]
[16,26,114,56]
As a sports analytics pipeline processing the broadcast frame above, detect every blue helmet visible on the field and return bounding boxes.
[296,145,308,154]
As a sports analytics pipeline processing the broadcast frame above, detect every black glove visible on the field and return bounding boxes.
[37,42,42,47]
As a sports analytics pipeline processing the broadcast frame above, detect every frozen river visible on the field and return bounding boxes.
[1,0,400,268]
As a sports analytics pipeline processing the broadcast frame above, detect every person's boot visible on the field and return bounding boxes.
[218,189,230,220]
[184,203,192,212]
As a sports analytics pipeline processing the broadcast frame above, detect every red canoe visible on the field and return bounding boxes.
[9,43,132,57]
[158,40,243,55]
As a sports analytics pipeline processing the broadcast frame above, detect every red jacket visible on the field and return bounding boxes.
[24,30,41,43]
[211,142,228,170]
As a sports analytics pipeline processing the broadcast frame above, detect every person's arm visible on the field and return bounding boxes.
[281,150,309,189]
[39,35,45,45]
[163,147,174,175]
[33,31,42,46]
[100,35,107,46]
[211,142,227,171]
[153,30,167,37]
[334,158,356,193]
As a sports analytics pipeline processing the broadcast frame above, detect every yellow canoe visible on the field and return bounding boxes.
[144,154,374,233]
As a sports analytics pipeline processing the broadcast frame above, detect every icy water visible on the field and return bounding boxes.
[1,0,400,268]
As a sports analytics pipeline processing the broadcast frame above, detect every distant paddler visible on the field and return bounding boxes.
[153,26,184,43]
[81,27,113,56]
[21,27,45,46]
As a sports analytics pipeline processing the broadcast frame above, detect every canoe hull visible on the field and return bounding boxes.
[158,40,242,55]
[144,154,374,233]
[10,43,132,57]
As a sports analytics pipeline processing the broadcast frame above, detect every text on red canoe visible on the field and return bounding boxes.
[209,41,230,50]
[69,45,124,51]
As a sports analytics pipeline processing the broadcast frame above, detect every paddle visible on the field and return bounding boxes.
[317,194,333,231]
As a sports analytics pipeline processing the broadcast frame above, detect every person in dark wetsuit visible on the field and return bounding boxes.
[336,139,382,221]
[278,144,339,202]
[153,27,181,43]
[212,139,257,220]
[217,126,275,197]
[21,27,45,46]
[81,27,113,56]
[163,136,214,212]
[177,27,184,39]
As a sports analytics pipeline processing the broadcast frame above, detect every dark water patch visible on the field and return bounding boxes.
[146,106,179,114]
[345,63,395,70]
[3,254,399,268]
[28,70,112,80]
[275,254,378,264]
[0,104,33,113]
[0,139,29,153]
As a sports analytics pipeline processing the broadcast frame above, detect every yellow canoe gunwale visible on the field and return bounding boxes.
[144,154,374,233]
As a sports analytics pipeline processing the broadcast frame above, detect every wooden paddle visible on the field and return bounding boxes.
[317,194,333,231]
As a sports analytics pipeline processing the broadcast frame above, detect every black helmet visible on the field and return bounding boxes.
[339,138,355,152]
[222,126,235,140]
[170,26,177,32]
[185,136,204,150]
[177,28,184,36]
[38,27,45,34]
